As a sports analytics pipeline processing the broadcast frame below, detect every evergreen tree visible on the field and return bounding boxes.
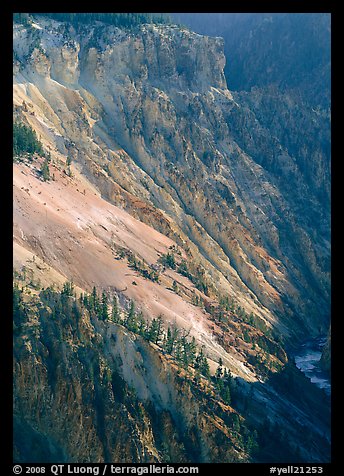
[32,12,172,29]
[137,310,146,336]
[13,283,25,326]
[40,159,51,181]
[232,413,241,433]
[215,358,224,379]
[83,293,90,309]
[245,430,259,454]
[177,259,190,278]
[223,367,232,388]
[90,286,100,314]
[13,121,44,158]
[200,355,210,378]
[222,385,231,405]
[174,337,183,365]
[13,13,31,25]
[196,346,210,378]
[126,300,138,332]
[62,281,74,297]
[180,333,197,368]
[165,325,179,354]
[160,252,176,269]
[111,295,120,323]
[101,292,109,320]
[242,328,250,343]
[181,332,189,368]
[148,315,163,345]
[188,336,197,366]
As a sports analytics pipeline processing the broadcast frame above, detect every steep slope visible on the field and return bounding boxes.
[13,281,330,463]
[14,287,250,463]
[13,17,330,340]
[13,15,331,463]
[13,157,262,380]
[170,12,331,344]
[171,13,331,109]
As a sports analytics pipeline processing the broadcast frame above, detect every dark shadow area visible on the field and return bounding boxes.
[13,416,66,463]
[230,361,331,463]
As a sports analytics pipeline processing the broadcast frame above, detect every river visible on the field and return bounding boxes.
[293,336,331,395]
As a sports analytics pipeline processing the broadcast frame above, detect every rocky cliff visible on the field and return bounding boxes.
[13,283,330,463]
[13,287,249,463]
[13,15,331,463]
[13,17,330,339]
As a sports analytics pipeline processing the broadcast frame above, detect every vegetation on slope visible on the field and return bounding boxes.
[171,13,330,108]
[14,13,172,29]
[13,122,44,159]
[13,280,260,462]
[112,244,287,379]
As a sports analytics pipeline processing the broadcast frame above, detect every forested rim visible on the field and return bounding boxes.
[13,13,173,29]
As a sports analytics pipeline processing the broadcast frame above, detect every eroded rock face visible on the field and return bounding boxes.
[13,19,330,340]
[13,295,247,463]
[13,17,331,464]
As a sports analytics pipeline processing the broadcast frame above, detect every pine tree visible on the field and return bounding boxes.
[177,259,190,277]
[137,311,146,336]
[111,295,120,323]
[222,385,231,405]
[155,315,163,345]
[148,315,163,345]
[126,300,138,332]
[165,325,179,354]
[172,280,178,293]
[13,13,31,25]
[165,326,173,353]
[200,356,210,378]
[223,367,232,388]
[101,292,109,320]
[13,121,44,158]
[62,281,74,297]
[29,13,171,29]
[181,333,189,368]
[83,293,90,309]
[160,252,176,269]
[196,346,210,378]
[13,283,24,326]
[90,286,100,314]
[66,166,73,178]
[245,430,259,454]
[174,337,183,365]
[41,159,50,181]
[232,413,241,433]
[180,333,197,368]
[126,300,134,323]
[216,377,224,394]
[188,336,197,366]
[215,358,224,379]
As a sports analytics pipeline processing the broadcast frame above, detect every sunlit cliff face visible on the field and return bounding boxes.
[13,15,331,464]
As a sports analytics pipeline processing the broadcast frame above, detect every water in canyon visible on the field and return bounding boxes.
[293,336,331,395]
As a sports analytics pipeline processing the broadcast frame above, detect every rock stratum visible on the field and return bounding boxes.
[13,15,331,463]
